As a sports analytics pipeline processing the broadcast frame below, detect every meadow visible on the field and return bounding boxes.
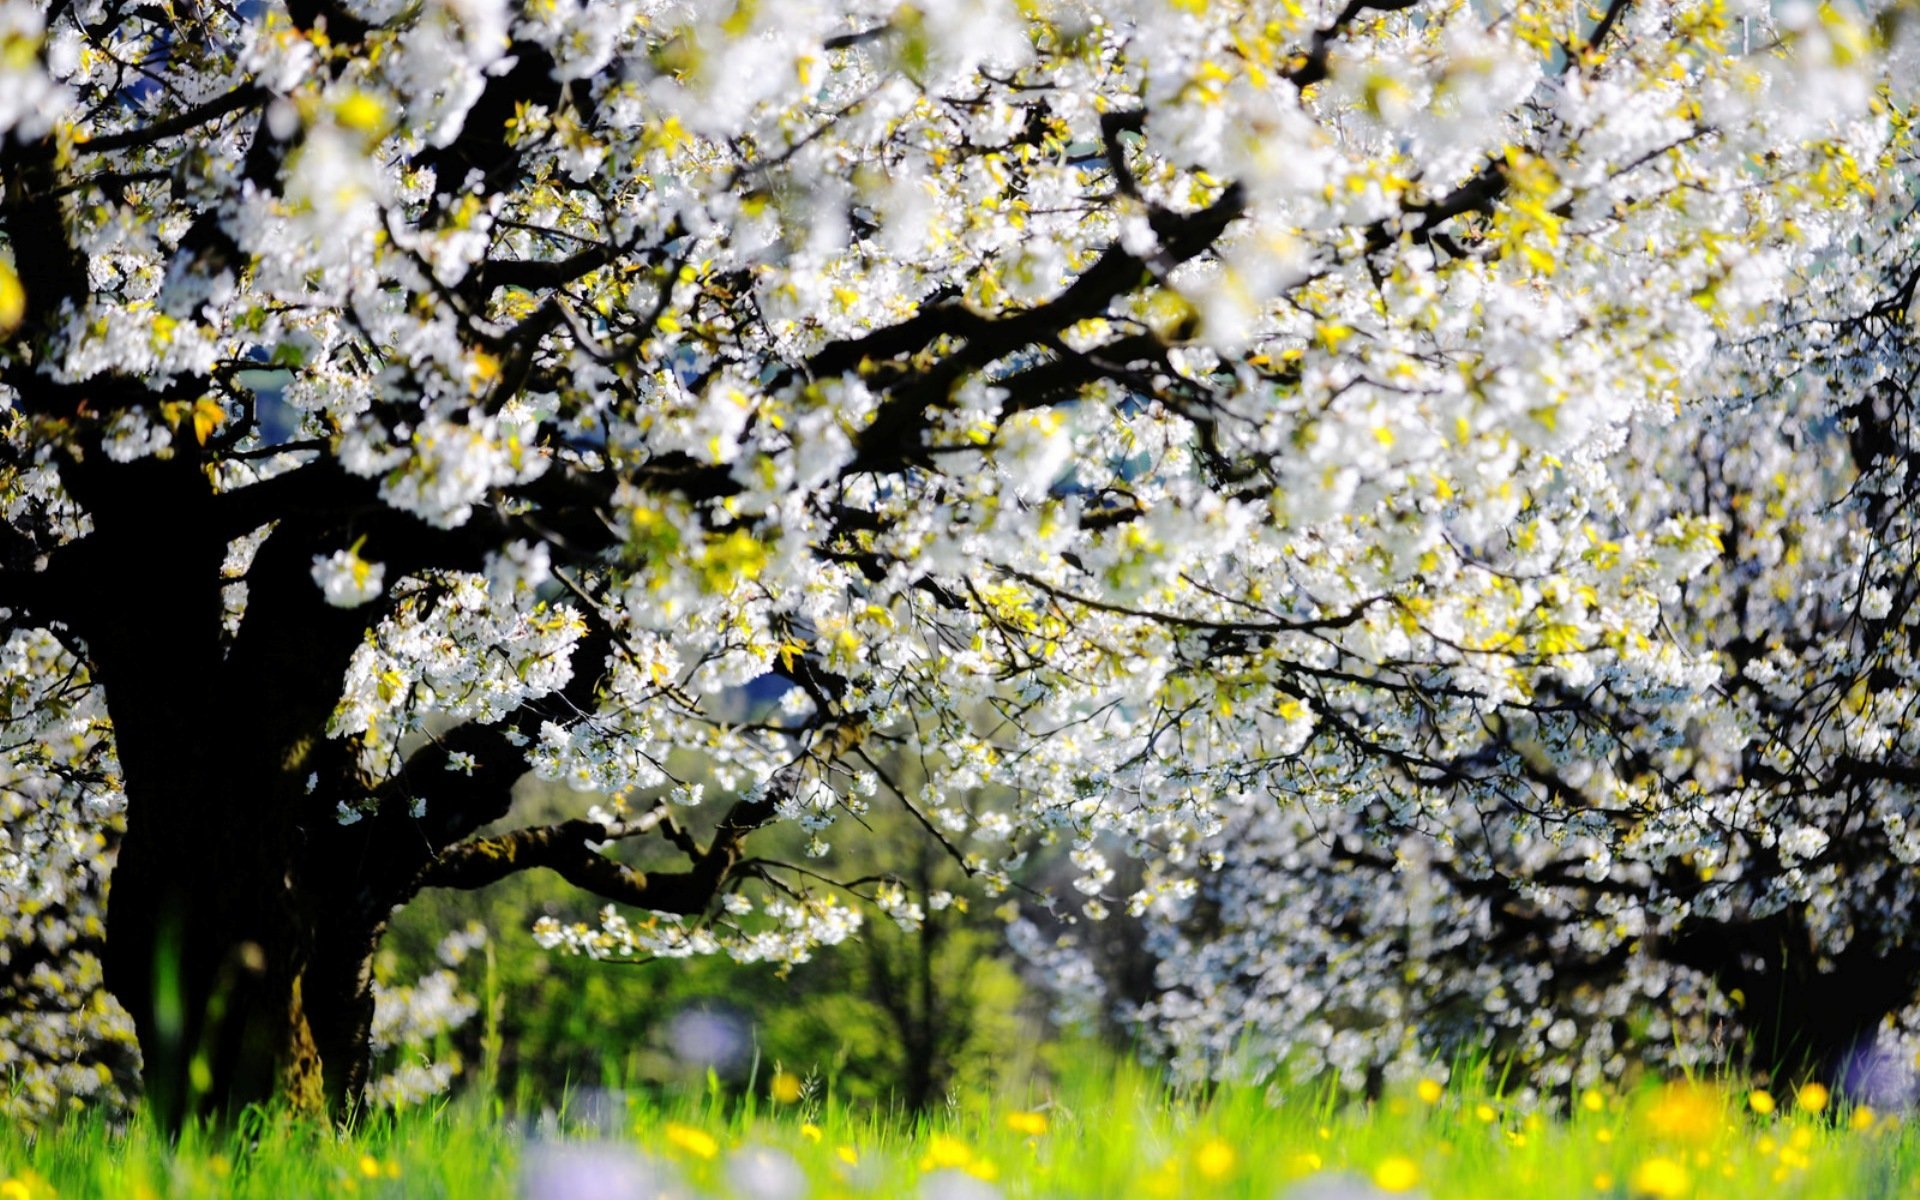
[3,1052,1915,1200]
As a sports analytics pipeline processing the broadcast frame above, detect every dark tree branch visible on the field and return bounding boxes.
[414,813,729,913]
[1585,0,1635,60]
[831,184,1247,474]
[0,138,91,329]
[1285,0,1423,91]
[822,24,891,50]
[471,243,619,294]
[81,84,265,154]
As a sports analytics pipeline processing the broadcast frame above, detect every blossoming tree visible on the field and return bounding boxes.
[1,0,1917,1120]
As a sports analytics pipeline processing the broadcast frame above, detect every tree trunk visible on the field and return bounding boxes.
[1666,910,1920,1086]
[1735,945,1920,1086]
[48,449,575,1123]
[101,695,398,1125]
[305,917,390,1110]
[104,814,324,1125]
[62,457,389,1125]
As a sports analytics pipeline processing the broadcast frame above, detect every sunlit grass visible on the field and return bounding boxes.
[4,1052,1918,1197]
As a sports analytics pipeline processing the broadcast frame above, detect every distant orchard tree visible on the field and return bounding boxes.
[1,0,1917,1120]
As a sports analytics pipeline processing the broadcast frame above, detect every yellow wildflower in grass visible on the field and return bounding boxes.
[1288,1151,1323,1175]
[835,1145,858,1167]
[1005,1110,1050,1136]
[1748,1089,1775,1116]
[1416,1078,1444,1104]
[800,1123,823,1143]
[1797,1082,1830,1114]
[769,1070,803,1103]
[1581,1088,1606,1113]
[1851,1104,1877,1131]
[1194,1138,1236,1181]
[1474,1103,1498,1123]
[0,1181,30,1200]
[923,1135,973,1170]
[664,1122,720,1160]
[1642,1083,1720,1143]
[357,1155,382,1179]
[1373,1155,1421,1193]
[1629,1155,1692,1198]
[921,1134,995,1180]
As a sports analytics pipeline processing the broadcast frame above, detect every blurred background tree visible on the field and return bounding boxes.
[382,772,1044,1112]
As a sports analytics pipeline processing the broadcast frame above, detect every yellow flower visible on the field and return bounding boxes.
[1004,1110,1050,1136]
[1629,1156,1692,1198]
[1748,1089,1775,1116]
[1416,1078,1444,1104]
[664,1122,719,1160]
[922,1133,997,1178]
[1796,1083,1830,1114]
[0,260,25,337]
[800,1123,823,1143]
[924,1135,969,1168]
[769,1071,803,1104]
[835,1145,858,1167]
[1642,1083,1720,1143]
[1373,1155,1420,1193]
[332,89,389,136]
[1194,1138,1236,1181]
[357,1155,382,1179]
[1850,1105,1877,1131]
[0,1181,31,1200]
[1581,1088,1607,1113]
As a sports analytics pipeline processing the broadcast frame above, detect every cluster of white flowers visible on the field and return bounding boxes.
[329,570,586,778]
[0,3,63,138]
[532,895,863,967]
[0,631,139,1120]
[311,546,387,608]
[366,923,488,1108]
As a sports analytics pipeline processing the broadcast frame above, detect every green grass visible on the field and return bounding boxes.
[4,1055,1918,1198]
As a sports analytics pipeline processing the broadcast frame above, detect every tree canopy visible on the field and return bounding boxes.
[1,0,1919,1119]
